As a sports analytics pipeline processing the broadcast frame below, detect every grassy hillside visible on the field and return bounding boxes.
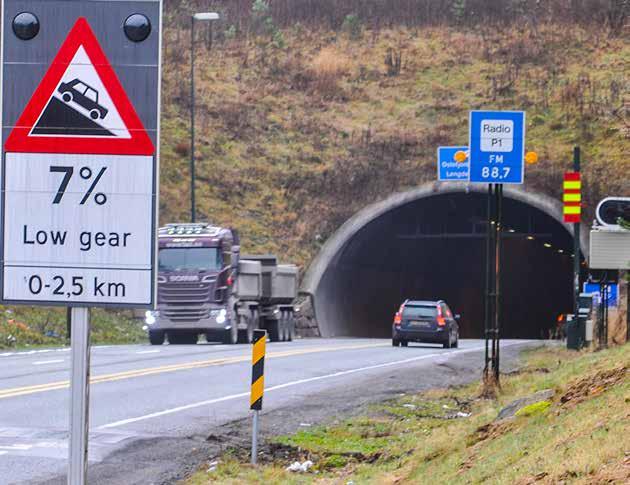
[160,17,629,268]
[186,344,629,484]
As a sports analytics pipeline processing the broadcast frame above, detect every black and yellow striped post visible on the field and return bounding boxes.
[250,329,266,464]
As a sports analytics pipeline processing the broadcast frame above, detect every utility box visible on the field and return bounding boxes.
[589,229,630,270]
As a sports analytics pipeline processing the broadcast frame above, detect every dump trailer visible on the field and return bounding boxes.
[145,223,298,345]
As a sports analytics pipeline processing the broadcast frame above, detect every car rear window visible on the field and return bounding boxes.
[402,305,437,318]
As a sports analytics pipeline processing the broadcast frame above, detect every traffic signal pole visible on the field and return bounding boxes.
[573,147,581,348]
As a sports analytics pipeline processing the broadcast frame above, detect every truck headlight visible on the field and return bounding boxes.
[145,310,158,325]
[216,309,227,324]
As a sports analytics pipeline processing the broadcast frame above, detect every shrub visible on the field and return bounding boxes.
[342,14,362,40]
[309,47,353,96]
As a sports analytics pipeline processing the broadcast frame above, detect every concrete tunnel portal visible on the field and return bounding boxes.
[302,183,588,340]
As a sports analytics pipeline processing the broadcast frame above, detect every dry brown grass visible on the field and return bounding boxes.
[308,46,353,96]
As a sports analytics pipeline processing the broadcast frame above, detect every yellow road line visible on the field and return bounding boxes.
[0,342,388,400]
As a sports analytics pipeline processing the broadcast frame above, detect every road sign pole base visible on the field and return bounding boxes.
[68,307,91,485]
[251,410,259,465]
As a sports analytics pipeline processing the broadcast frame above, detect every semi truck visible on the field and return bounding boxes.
[144,223,299,345]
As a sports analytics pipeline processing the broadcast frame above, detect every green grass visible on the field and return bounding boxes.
[0,306,145,349]
[185,343,629,484]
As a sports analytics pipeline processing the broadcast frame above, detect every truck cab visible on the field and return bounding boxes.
[146,223,238,345]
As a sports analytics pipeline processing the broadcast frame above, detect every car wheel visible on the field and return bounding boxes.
[62,92,73,103]
[392,339,399,347]
[89,109,100,120]
[453,332,459,348]
[400,340,408,347]
[148,330,164,345]
[443,332,452,349]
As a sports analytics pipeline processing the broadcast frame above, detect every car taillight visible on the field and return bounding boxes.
[437,306,446,326]
[394,312,402,326]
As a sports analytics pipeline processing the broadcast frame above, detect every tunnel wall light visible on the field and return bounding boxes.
[527,236,534,240]
[544,243,552,248]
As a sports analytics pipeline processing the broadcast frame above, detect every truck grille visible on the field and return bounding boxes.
[162,307,210,323]
[158,282,213,305]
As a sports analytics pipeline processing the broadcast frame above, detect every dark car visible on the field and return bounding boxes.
[58,78,109,120]
[392,300,459,348]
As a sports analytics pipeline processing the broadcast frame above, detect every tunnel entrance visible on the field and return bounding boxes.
[305,185,584,340]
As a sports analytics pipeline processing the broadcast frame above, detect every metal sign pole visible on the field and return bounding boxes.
[68,307,91,485]
[494,183,503,382]
[572,147,581,348]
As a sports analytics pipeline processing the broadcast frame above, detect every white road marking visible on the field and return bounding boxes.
[0,444,32,450]
[33,359,65,365]
[136,350,160,354]
[99,343,531,430]
[0,451,7,456]
[0,344,114,358]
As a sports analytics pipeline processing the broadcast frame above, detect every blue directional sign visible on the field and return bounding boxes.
[437,146,469,181]
[469,110,525,184]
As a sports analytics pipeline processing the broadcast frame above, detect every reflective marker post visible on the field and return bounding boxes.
[68,307,91,485]
[250,329,266,465]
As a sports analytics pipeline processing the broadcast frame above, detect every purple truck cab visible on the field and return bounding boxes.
[145,223,238,345]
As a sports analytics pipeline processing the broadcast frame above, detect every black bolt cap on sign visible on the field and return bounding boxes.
[124,14,151,42]
[13,12,40,40]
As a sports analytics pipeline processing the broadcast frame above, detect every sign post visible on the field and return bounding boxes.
[250,329,266,465]
[468,110,526,384]
[1,2,161,482]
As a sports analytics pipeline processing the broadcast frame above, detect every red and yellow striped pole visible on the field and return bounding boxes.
[563,172,581,223]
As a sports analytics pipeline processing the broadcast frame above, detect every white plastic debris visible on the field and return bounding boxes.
[403,404,416,409]
[286,460,313,472]
[456,412,471,418]
[207,460,218,473]
[299,422,312,427]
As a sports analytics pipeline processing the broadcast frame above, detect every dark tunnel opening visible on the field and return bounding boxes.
[314,191,579,339]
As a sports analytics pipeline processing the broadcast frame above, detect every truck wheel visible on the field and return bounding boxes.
[223,323,238,344]
[149,330,165,345]
[237,315,254,344]
[267,320,280,342]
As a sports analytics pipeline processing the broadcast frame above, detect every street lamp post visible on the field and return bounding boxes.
[190,12,219,222]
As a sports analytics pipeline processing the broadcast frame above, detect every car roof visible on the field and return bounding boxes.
[404,300,442,306]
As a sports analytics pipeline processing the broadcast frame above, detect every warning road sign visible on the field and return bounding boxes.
[1,9,160,308]
[5,17,153,155]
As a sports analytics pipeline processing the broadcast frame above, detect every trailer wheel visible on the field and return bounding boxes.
[148,330,165,345]
[287,313,295,341]
[237,315,254,344]
[280,312,289,342]
[267,320,280,342]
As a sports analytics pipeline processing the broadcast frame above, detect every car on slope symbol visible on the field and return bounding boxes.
[392,299,460,349]
[58,78,109,120]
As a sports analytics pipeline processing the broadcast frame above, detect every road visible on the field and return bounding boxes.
[0,338,536,484]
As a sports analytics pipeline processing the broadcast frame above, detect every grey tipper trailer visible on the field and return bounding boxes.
[147,223,299,345]
[237,255,299,343]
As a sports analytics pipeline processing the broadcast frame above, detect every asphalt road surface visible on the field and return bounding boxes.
[0,338,537,484]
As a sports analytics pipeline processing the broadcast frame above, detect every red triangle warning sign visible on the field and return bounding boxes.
[5,17,154,155]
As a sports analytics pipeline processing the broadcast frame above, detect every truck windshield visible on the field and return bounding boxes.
[158,248,221,272]
[403,305,437,318]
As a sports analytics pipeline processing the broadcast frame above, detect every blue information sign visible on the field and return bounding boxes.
[583,283,618,307]
[437,146,469,181]
[469,110,525,184]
